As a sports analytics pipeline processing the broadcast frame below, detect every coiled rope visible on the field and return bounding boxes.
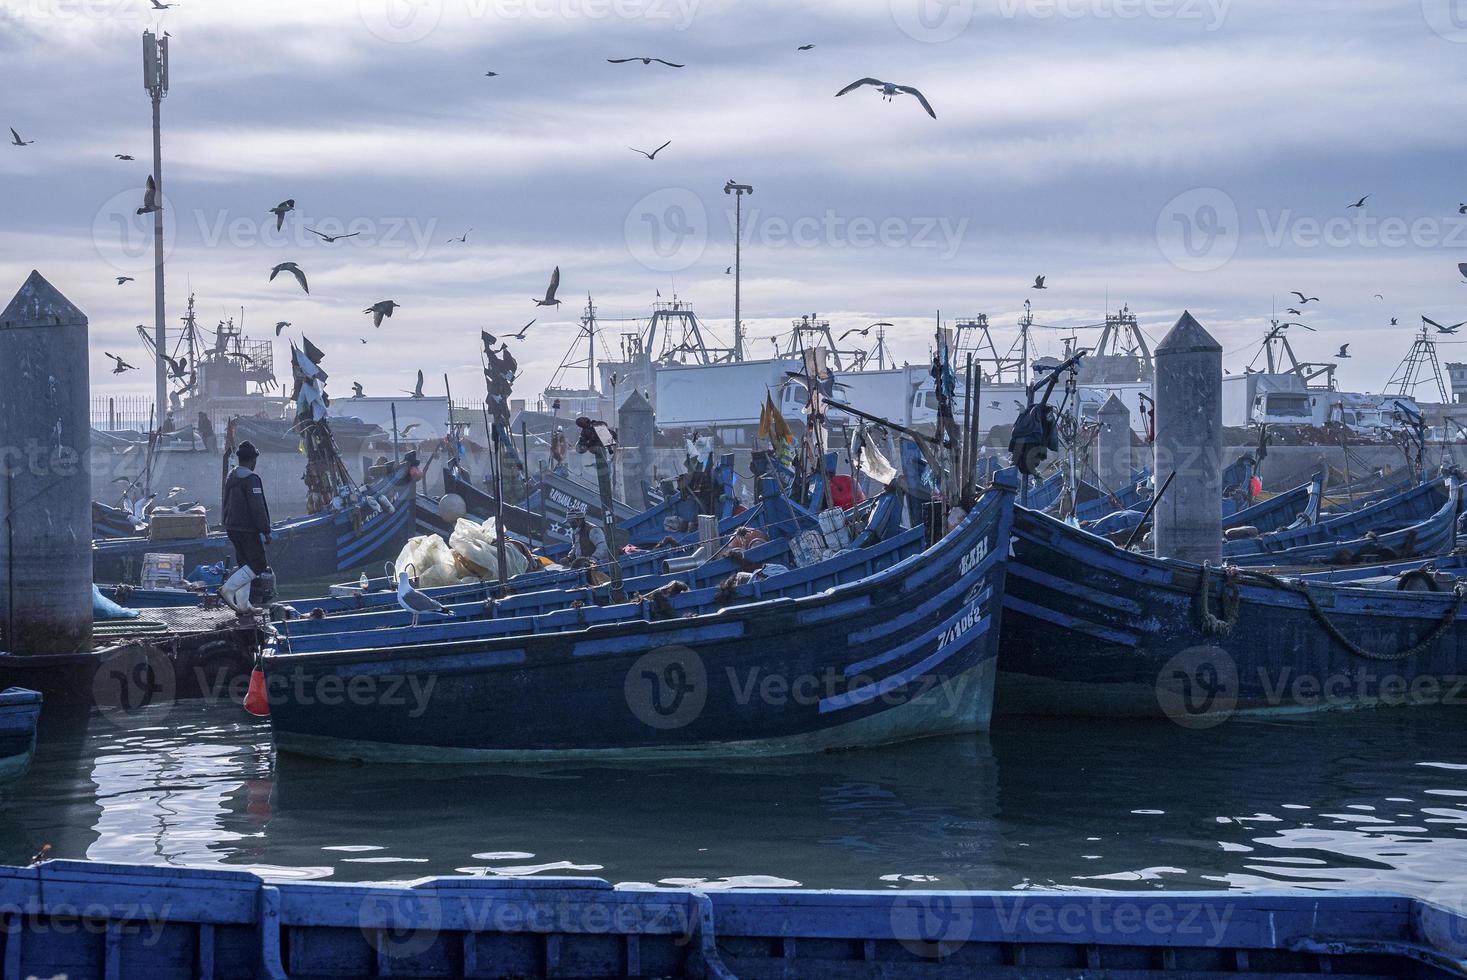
[1196,561,1467,662]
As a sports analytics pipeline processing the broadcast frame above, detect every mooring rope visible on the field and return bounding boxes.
[1196,561,1467,662]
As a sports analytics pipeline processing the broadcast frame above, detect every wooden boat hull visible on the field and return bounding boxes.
[93,472,416,586]
[0,689,41,784]
[999,504,1467,718]
[265,483,1015,761]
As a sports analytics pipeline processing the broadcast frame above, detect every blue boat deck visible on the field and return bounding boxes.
[1,860,1464,978]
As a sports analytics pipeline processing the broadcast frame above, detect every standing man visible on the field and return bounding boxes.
[219,440,271,612]
[550,424,569,476]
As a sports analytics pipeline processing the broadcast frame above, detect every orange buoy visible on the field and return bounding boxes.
[243,668,270,717]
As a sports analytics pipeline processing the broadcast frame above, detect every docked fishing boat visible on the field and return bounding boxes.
[0,689,41,784]
[1221,472,1323,534]
[1222,476,1457,566]
[999,501,1467,718]
[263,478,1014,762]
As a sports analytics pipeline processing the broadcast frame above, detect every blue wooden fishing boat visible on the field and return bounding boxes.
[4,859,1467,979]
[999,501,1467,717]
[1073,467,1151,523]
[1222,476,1457,567]
[92,465,418,586]
[0,688,41,784]
[263,479,1014,762]
[1222,472,1323,533]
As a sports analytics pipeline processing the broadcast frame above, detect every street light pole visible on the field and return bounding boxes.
[723,180,753,362]
[143,30,169,431]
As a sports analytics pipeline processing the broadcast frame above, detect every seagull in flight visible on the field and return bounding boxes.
[1335,344,1351,359]
[268,199,295,232]
[1458,262,1467,282]
[1347,195,1370,209]
[397,569,453,628]
[274,321,290,336]
[448,229,471,243]
[351,382,365,398]
[629,140,671,160]
[114,153,134,160]
[834,78,937,119]
[8,127,33,146]
[797,43,815,50]
[365,300,400,327]
[838,321,893,341]
[1285,308,1302,316]
[115,276,134,285]
[1290,292,1319,304]
[1425,316,1465,334]
[407,370,425,398]
[484,70,499,77]
[607,57,684,67]
[534,266,562,307]
[269,262,308,294]
[307,228,360,243]
[724,266,732,275]
[149,0,176,8]
[507,318,536,340]
[136,175,161,214]
[1032,275,1047,290]
[104,352,137,374]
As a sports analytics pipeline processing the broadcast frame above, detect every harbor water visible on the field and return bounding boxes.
[3,700,1465,900]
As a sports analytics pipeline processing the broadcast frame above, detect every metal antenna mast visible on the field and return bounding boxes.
[723,180,753,362]
[1388,321,1449,403]
[143,30,169,429]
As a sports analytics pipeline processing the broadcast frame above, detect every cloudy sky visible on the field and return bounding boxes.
[5,0,1467,412]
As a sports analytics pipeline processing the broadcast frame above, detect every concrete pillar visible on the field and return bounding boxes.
[1152,311,1222,564]
[1096,394,1132,497]
[617,390,656,509]
[0,271,92,654]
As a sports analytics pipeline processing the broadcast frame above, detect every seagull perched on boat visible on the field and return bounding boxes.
[104,352,137,374]
[8,127,33,146]
[1032,275,1047,290]
[269,262,309,294]
[834,78,936,119]
[397,569,453,628]
[1335,344,1351,359]
[629,140,671,160]
[307,228,360,243]
[115,276,134,285]
[365,300,400,326]
[607,56,684,67]
[534,266,562,307]
[1425,316,1465,334]
[136,175,161,215]
[269,199,295,232]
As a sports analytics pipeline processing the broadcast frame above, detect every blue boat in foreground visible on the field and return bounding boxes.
[0,688,40,784]
[263,479,1014,762]
[2,859,1466,978]
[999,502,1467,718]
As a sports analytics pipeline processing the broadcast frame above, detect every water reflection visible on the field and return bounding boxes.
[0,701,1460,900]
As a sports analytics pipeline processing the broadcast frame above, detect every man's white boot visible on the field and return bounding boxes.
[220,566,257,613]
